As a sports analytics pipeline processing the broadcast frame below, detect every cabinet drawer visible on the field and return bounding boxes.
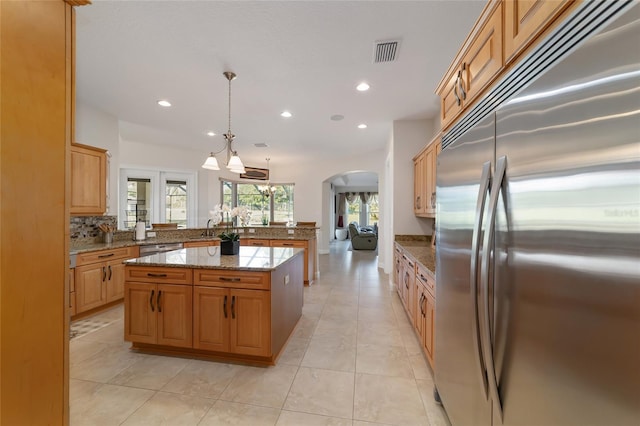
[416,263,435,296]
[241,239,270,247]
[194,269,270,290]
[76,246,139,266]
[270,240,306,248]
[184,240,220,248]
[125,266,192,285]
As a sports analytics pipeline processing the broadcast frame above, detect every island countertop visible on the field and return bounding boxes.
[124,246,304,272]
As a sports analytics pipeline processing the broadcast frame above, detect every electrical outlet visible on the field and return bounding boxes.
[237,228,244,233]
[284,274,290,285]
[147,231,157,237]
[248,228,256,233]
[287,229,294,234]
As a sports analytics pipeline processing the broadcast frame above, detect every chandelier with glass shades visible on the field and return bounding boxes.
[202,71,245,173]
[259,158,276,197]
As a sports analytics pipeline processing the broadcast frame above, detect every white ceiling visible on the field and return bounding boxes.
[75,0,484,176]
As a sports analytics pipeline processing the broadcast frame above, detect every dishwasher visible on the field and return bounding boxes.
[139,242,184,256]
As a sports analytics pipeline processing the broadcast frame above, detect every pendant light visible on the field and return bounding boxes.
[259,158,277,197]
[202,71,245,173]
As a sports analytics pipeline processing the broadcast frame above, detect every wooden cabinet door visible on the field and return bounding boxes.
[156,284,193,348]
[241,239,270,247]
[105,260,126,302]
[229,289,271,357]
[415,282,426,342]
[424,289,436,367]
[504,0,572,63]
[439,68,466,129]
[124,282,156,344]
[413,152,424,214]
[405,263,416,324]
[193,286,230,352]
[69,268,76,317]
[70,144,107,215]
[75,263,106,313]
[424,144,436,216]
[461,3,503,104]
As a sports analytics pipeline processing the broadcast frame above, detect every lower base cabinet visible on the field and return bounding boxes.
[124,282,193,348]
[193,286,270,357]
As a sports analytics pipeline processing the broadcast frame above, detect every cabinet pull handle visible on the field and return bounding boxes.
[282,243,294,246]
[254,242,264,246]
[459,63,467,100]
[147,273,167,278]
[231,296,236,319]
[150,289,155,312]
[157,290,162,313]
[420,294,425,316]
[405,272,410,289]
[102,267,107,281]
[219,277,241,282]
[98,253,114,258]
[223,295,228,318]
[431,191,436,209]
[454,73,461,106]
[108,265,112,280]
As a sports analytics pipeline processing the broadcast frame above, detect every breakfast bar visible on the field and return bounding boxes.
[123,246,304,365]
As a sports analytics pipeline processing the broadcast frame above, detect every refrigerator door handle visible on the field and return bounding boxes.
[481,155,507,420]
[470,161,492,399]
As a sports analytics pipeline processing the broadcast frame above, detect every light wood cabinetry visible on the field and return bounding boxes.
[124,281,193,348]
[270,238,316,284]
[438,2,503,130]
[74,245,139,316]
[504,0,573,64]
[183,240,220,248]
[437,0,578,131]
[69,268,76,317]
[413,136,440,218]
[229,288,271,356]
[241,239,270,247]
[70,143,107,215]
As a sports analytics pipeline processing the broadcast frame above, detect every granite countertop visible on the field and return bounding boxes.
[125,246,305,272]
[70,234,314,255]
[395,240,436,276]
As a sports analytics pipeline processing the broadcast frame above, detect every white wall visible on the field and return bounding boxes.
[392,119,436,237]
[75,102,120,214]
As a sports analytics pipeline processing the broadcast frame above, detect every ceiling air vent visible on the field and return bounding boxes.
[373,39,401,63]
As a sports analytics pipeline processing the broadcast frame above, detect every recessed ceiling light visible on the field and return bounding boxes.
[330,114,344,121]
[281,111,292,118]
[206,131,216,137]
[356,82,370,91]
[157,100,171,107]
[358,124,367,129]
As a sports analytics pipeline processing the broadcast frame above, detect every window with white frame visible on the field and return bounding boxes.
[119,169,197,230]
[220,179,294,225]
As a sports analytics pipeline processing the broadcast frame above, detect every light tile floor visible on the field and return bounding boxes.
[70,240,451,426]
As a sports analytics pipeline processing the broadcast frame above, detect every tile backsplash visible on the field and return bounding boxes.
[70,216,117,240]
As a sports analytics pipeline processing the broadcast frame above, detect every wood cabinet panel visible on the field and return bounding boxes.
[424,289,436,367]
[75,264,106,313]
[230,289,271,357]
[193,287,229,352]
[76,245,138,266]
[70,143,107,215]
[240,239,270,247]
[194,269,269,290]
[504,0,572,63]
[440,69,465,129]
[156,284,192,348]
[125,266,192,285]
[124,282,156,344]
[183,240,220,248]
[270,239,314,284]
[461,3,503,104]
[105,260,125,302]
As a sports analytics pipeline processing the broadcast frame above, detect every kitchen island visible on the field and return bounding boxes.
[123,246,304,365]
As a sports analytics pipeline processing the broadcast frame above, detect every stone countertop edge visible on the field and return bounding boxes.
[71,234,314,255]
[395,237,436,276]
[124,247,305,272]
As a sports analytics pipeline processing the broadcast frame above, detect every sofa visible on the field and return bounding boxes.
[348,222,378,250]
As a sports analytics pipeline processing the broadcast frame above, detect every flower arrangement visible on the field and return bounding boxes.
[209,204,251,242]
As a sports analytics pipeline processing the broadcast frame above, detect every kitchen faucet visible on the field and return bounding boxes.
[206,219,213,237]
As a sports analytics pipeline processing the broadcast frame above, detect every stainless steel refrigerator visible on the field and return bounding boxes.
[435,2,640,425]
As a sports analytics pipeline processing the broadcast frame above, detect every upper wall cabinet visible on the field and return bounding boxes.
[70,143,107,215]
[437,0,577,131]
[438,3,503,130]
[414,135,441,218]
[504,0,574,64]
